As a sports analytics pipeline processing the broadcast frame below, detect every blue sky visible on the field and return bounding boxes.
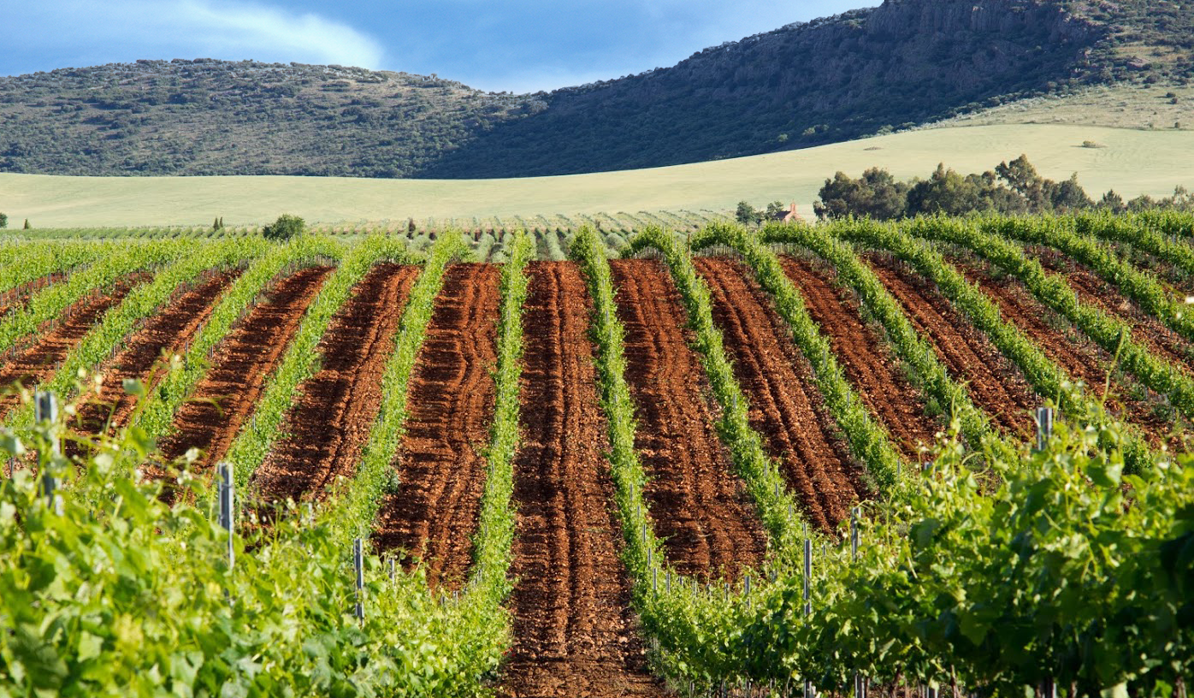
[3,0,876,93]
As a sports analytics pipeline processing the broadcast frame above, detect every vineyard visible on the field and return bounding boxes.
[0,212,1192,697]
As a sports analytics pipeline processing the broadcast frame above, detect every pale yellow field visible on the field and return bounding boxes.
[2,123,1191,228]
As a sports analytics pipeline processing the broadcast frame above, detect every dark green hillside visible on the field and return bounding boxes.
[0,0,1190,179]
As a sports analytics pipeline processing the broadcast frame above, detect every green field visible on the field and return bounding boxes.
[3,123,1192,229]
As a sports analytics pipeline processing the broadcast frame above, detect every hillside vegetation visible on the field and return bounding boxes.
[0,0,1191,179]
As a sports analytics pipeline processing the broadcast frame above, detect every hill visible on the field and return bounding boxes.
[3,123,1191,228]
[0,0,1191,179]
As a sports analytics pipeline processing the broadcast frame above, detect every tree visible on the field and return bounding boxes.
[23,219,30,230]
[735,201,762,225]
[0,213,7,229]
[765,201,786,220]
[408,218,417,235]
[1098,190,1127,213]
[262,214,305,241]
[815,168,908,220]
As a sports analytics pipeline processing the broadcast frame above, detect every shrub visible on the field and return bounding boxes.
[0,212,7,229]
[261,213,305,241]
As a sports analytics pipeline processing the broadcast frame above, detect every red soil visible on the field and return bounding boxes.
[499,261,669,698]
[0,277,144,420]
[249,263,419,506]
[68,270,241,452]
[864,254,1038,438]
[776,256,939,460]
[949,256,1175,441]
[369,263,500,591]
[691,257,868,532]
[608,258,767,581]
[155,265,332,477]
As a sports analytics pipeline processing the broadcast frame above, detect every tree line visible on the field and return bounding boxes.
[812,155,1194,220]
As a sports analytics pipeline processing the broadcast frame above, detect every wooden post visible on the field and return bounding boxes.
[218,462,234,570]
[1036,407,1054,452]
[35,392,59,507]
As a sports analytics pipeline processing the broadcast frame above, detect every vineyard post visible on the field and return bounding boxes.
[35,392,61,512]
[218,462,234,570]
[803,524,814,698]
[1035,407,1054,452]
[354,538,364,621]
[851,507,866,698]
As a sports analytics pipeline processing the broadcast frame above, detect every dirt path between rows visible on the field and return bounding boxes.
[155,265,332,481]
[692,257,868,532]
[250,263,419,508]
[1031,248,1194,370]
[864,254,1037,438]
[949,256,1175,442]
[609,259,766,581]
[0,272,68,318]
[777,256,939,461]
[67,270,241,455]
[499,261,670,698]
[0,277,145,420]
[371,263,499,591]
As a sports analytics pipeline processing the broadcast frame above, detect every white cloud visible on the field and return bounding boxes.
[14,0,384,70]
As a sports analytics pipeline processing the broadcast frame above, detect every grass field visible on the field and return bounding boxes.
[2,123,1193,228]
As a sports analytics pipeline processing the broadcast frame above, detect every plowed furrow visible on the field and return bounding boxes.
[70,270,240,449]
[0,278,143,420]
[692,257,865,532]
[251,263,419,507]
[156,266,332,475]
[609,258,766,580]
[950,257,1173,440]
[865,255,1037,437]
[500,261,668,698]
[1033,250,1194,370]
[371,263,499,590]
[777,256,938,460]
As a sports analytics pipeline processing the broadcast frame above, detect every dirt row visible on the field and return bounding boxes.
[778,256,939,461]
[692,257,869,532]
[249,263,420,508]
[68,270,241,453]
[947,255,1176,442]
[608,258,766,580]
[156,266,333,481]
[499,261,668,698]
[863,254,1038,438]
[372,263,500,591]
[1030,248,1194,370]
[0,276,146,420]
[0,272,68,318]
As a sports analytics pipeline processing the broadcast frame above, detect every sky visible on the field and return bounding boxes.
[2,0,877,93]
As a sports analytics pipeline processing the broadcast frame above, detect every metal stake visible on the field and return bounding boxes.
[354,538,364,621]
[218,462,234,569]
[1036,407,1054,452]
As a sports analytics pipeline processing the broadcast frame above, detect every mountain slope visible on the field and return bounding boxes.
[0,0,1190,179]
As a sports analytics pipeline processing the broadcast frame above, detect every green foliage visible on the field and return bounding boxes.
[261,214,306,241]
[735,201,761,226]
[814,168,909,220]
[0,213,6,229]
[0,395,502,697]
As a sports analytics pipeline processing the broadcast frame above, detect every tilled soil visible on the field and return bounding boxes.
[776,256,939,461]
[155,266,332,478]
[0,278,144,420]
[250,263,419,507]
[949,256,1175,441]
[499,261,669,698]
[608,259,766,581]
[691,257,867,532]
[864,254,1037,438]
[68,270,240,453]
[1032,248,1194,370]
[371,263,500,591]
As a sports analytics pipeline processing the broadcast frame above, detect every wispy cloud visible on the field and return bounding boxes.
[6,0,383,73]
